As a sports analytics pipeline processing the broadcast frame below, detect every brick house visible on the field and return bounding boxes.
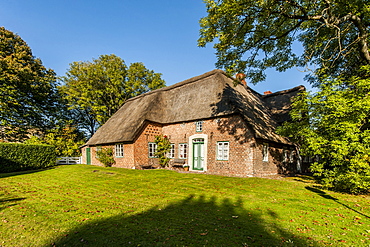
[81,70,305,177]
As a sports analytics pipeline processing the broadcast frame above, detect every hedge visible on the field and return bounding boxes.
[0,143,56,173]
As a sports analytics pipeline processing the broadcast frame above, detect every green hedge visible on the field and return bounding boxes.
[0,143,56,173]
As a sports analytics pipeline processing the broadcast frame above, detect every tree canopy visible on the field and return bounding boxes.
[0,27,63,141]
[199,1,370,193]
[25,124,85,157]
[198,0,370,84]
[61,54,166,137]
[278,66,370,194]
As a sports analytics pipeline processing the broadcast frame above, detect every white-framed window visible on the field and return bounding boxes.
[217,141,229,160]
[96,146,102,158]
[148,142,157,158]
[115,144,124,157]
[196,121,203,132]
[167,144,175,158]
[179,143,188,159]
[262,143,269,162]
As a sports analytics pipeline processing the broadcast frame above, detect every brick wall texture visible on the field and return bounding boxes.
[81,115,298,177]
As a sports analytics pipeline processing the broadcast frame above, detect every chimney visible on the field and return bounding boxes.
[235,73,247,87]
[264,91,272,95]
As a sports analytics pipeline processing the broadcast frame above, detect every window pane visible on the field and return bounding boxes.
[167,144,175,158]
[224,143,229,160]
[115,144,123,157]
[179,143,188,159]
[217,142,229,160]
[148,143,157,158]
[217,143,223,160]
[196,121,203,132]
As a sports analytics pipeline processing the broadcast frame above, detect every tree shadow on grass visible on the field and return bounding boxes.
[306,186,370,219]
[292,175,316,184]
[0,196,26,211]
[51,195,319,247]
[0,166,55,179]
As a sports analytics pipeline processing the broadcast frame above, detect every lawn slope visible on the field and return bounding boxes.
[0,165,369,246]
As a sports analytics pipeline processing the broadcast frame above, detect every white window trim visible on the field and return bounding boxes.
[114,143,124,158]
[167,144,175,158]
[217,141,229,161]
[148,142,157,158]
[195,121,203,132]
[179,143,188,159]
[115,144,124,157]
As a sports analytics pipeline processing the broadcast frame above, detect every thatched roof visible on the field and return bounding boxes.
[86,70,302,146]
[262,86,305,124]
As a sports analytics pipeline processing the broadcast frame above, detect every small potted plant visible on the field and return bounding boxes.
[183,164,190,171]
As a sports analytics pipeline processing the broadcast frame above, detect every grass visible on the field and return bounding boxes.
[0,165,369,246]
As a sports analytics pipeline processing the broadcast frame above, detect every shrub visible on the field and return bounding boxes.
[96,148,115,167]
[154,135,171,168]
[0,143,56,173]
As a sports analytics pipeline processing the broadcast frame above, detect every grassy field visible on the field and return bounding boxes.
[0,165,369,246]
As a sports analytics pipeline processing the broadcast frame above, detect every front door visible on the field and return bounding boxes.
[192,139,204,171]
[86,148,91,165]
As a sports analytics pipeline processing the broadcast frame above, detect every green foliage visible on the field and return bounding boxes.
[24,124,85,157]
[154,135,171,167]
[278,66,370,194]
[198,0,370,83]
[60,54,166,136]
[0,143,56,173]
[200,1,370,194]
[96,147,115,167]
[0,27,65,141]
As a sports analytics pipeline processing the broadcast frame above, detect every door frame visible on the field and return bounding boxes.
[86,147,91,165]
[188,134,208,172]
[192,139,205,171]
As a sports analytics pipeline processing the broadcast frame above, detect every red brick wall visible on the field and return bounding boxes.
[133,122,162,168]
[81,146,87,164]
[82,115,294,177]
[82,145,109,167]
[114,143,135,168]
[162,115,257,177]
[252,140,299,177]
[81,143,135,169]
[253,141,281,176]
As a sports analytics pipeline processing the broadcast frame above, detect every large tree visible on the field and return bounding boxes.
[199,1,370,193]
[0,27,63,141]
[198,0,370,84]
[61,54,166,137]
[278,66,370,194]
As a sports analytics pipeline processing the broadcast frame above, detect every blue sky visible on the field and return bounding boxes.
[1,0,309,93]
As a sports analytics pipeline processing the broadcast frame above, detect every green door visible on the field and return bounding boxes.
[192,139,204,171]
[86,148,91,165]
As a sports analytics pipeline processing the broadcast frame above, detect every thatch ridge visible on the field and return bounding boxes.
[124,69,227,104]
[262,85,305,99]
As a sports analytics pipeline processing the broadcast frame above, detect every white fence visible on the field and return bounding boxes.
[56,157,82,165]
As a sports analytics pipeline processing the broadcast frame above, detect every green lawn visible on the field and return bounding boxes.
[0,165,369,246]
